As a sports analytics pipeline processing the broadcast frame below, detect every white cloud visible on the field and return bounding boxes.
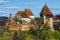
[0,6,20,9]
[0,11,7,14]
[22,3,35,4]
[18,2,37,5]
[0,1,8,2]
[5,6,19,9]
[0,11,5,12]
[0,0,9,3]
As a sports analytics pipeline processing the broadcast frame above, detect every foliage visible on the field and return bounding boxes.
[0,28,60,40]
[12,32,19,40]
[54,22,60,31]
[56,14,60,19]
[28,29,60,40]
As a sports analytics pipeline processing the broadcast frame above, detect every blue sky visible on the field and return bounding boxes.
[0,0,60,17]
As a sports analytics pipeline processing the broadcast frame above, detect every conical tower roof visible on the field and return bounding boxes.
[40,5,53,17]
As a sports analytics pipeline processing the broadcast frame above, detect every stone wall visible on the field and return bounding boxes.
[6,24,36,31]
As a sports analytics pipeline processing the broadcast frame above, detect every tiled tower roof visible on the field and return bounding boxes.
[40,5,53,17]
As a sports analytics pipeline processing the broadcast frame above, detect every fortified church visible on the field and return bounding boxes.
[6,4,57,31]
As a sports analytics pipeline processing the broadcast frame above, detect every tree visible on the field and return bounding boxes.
[19,31,26,40]
[56,14,60,19]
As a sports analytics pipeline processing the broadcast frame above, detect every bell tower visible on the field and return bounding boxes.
[40,0,54,31]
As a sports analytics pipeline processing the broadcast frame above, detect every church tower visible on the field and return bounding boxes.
[40,4,54,31]
[40,4,53,24]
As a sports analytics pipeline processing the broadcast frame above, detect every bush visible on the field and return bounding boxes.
[12,32,19,40]
[0,29,60,40]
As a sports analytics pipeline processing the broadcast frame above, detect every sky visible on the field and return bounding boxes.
[0,0,60,17]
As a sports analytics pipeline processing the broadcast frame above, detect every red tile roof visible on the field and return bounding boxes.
[16,11,28,18]
[25,8,34,16]
[40,5,53,15]
[16,8,34,18]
